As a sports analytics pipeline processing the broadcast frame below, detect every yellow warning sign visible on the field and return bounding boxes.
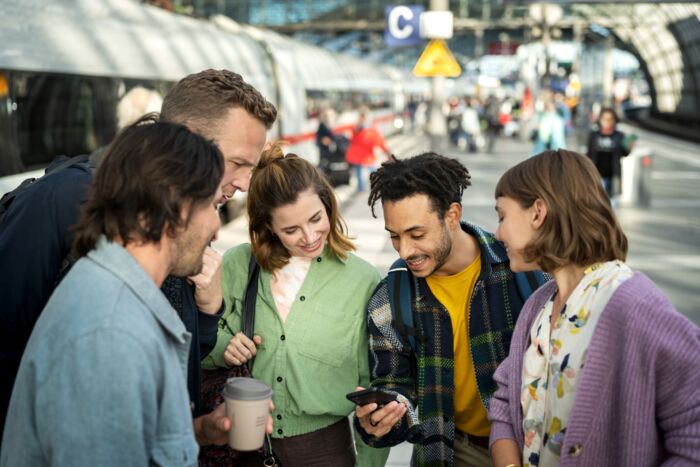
[413,39,462,77]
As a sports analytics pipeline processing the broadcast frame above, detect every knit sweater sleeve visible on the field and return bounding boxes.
[489,353,518,447]
[643,289,700,465]
[488,282,555,450]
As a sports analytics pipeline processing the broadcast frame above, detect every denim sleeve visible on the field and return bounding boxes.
[35,331,170,466]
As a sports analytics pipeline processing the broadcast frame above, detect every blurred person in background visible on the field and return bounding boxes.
[532,100,566,155]
[316,107,335,166]
[554,92,573,137]
[447,97,464,147]
[407,97,418,131]
[346,107,390,193]
[585,107,633,199]
[316,108,350,187]
[483,95,501,154]
[490,149,700,467]
[460,98,482,153]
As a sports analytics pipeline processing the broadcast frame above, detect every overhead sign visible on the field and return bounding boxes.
[419,10,453,39]
[385,5,424,47]
[413,39,462,77]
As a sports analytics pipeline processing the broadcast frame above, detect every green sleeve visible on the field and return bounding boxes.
[353,266,389,466]
[201,245,249,370]
[357,267,380,389]
[201,299,241,370]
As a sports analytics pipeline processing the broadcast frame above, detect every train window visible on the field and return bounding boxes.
[304,88,391,120]
[0,72,23,176]
[0,72,121,176]
[306,89,348,118]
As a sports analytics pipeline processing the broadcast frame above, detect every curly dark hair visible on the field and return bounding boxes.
[368,152,472,218]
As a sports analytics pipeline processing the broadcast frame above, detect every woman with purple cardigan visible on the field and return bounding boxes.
[489,149,700,467]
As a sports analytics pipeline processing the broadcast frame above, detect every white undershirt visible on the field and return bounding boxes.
[270,256,312,323]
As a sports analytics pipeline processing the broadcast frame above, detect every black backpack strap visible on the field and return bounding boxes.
[0,154,92,227]
[45,154,90,175]
[242,253,260,339]
[515,270,542,302]
[525,270,539,292]
[387,258,419,354]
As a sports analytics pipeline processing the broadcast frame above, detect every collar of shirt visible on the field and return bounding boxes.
[87,236,189,344]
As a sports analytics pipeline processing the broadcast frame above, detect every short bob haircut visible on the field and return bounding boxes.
[495,149,627,273]
[247,143,354,272]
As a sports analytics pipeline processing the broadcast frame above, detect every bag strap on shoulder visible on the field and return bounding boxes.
[387,258,419,354]
[514,270,541,302]
[243,253,260,340]
[47,154,91,175]
[0,154,92,226]
[241,254,281,466]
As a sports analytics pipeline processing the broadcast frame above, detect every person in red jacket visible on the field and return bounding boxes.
[346,108,390,193]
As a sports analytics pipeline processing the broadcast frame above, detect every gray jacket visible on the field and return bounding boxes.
[1,237,198,466]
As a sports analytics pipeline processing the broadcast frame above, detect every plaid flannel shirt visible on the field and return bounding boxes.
[355,223,548,467]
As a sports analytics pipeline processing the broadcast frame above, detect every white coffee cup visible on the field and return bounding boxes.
[223,377,273,451]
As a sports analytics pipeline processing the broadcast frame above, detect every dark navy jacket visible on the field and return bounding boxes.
[0,159,92,444]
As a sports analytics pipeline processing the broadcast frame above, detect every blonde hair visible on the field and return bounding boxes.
[117,87,163,130]
[495,149,627,273]
[247,143,354,271]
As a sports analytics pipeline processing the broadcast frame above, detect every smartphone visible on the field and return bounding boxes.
[346,388,398,407]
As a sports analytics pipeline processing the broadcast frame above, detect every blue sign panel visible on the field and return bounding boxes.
[385,5,424,47]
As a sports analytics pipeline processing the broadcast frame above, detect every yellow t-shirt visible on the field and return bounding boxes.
[426,255,490,436]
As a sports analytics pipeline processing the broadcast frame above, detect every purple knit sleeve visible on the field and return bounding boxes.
[645,290,700,465]
[488,281,556,451]
[488,353,517,447]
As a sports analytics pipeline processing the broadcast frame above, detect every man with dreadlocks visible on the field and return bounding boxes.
[352,153,548,467]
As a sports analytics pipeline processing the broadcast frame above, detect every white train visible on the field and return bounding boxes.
[0,0,429,196]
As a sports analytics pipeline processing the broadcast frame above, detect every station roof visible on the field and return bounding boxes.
[207,1,699,120]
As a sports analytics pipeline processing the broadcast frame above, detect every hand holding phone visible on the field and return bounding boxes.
[350,386,407,438]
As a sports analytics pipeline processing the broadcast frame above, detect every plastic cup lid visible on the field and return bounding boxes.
[223,377,272,401]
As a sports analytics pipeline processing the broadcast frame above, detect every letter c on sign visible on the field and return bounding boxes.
[388,6,414,40]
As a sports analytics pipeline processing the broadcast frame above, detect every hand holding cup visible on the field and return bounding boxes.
[223,378,274,451]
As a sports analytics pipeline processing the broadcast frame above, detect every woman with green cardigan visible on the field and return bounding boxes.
[203,144,388,466]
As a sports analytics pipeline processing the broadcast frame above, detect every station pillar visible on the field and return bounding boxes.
[427,0,449,151]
